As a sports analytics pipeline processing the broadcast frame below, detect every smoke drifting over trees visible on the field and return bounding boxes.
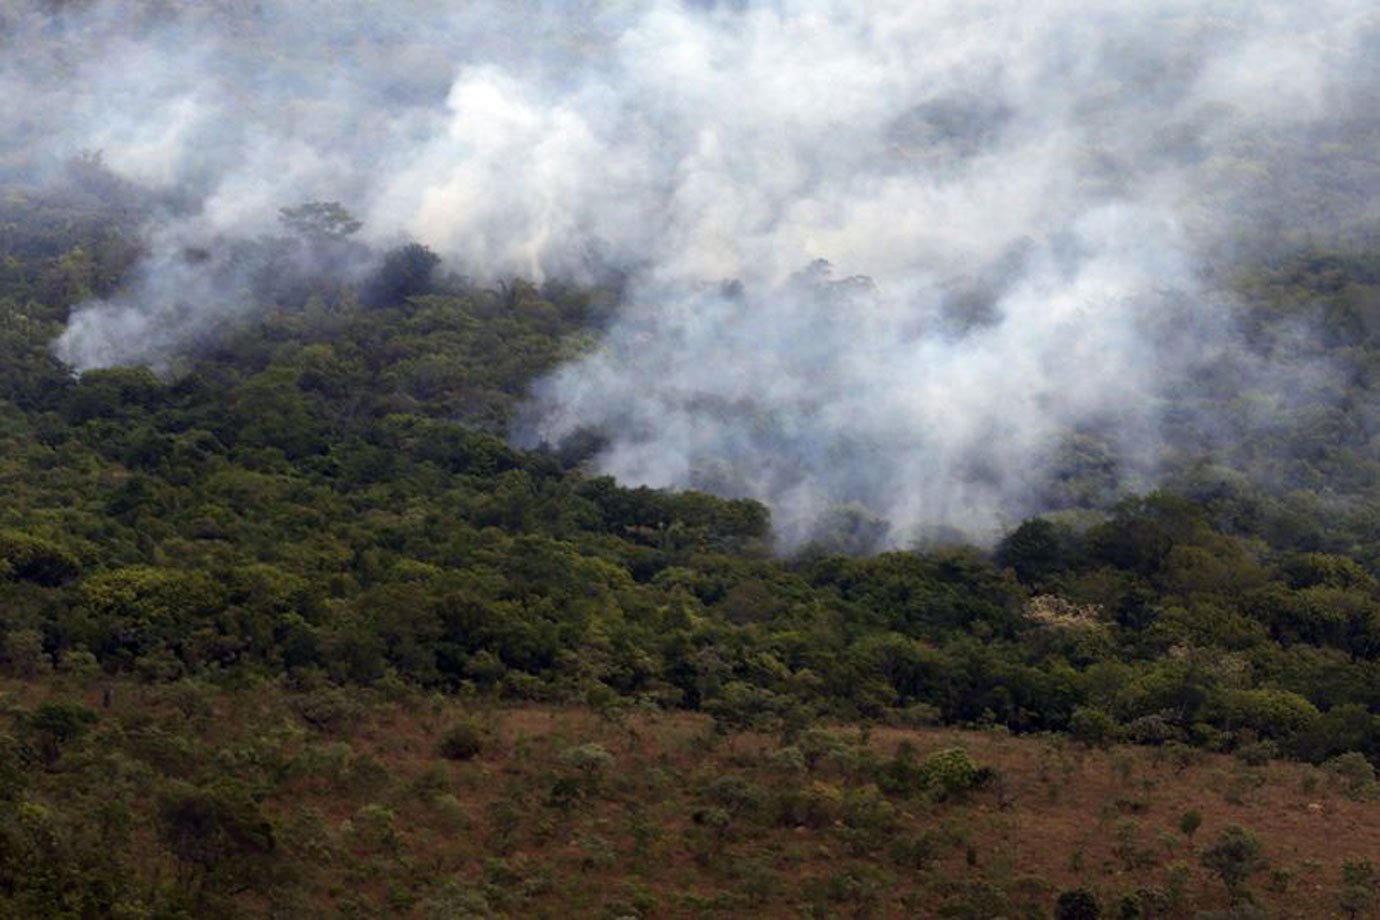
[6,0,1380,547]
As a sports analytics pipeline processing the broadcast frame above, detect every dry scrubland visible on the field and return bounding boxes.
[7,677,1379,918]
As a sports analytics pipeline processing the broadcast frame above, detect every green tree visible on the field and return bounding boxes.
[278,200,361,240]
[157,782,276,903]
[0,530,79,586]
[366,242,441,307]
[1200,824,1267,902]
[1178,809,1202,843]
[997,517,1085,588]
[19,701,96,769]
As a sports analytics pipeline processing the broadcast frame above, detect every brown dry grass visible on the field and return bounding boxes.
[285,697,1380,917]
[8,677,1380,917]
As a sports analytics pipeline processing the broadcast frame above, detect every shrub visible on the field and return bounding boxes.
[1200,824,1267,902]
[558,742,613,774]
[1,629,50,678]
[1126,714,1177,745]
[700,773,765,818]
[548,742,614,804]
[920,747,985,799]
[292,687,365,733]
[1340,859,1379,918]
[1117,887,1171,919]
[1178,809,1202,841]
[888,829,947,870]
[1234,741,1276,767]
[1055,887,1101,919]
[1218,688,1320,740]
[798,729,850,770]
[772,780,842,829]
[349,804,400,854]
[1070,707,1122,746]
[438,720,484,761]
[1324,751,1376,800]
[157,781,277,896]
[21,700,97,768]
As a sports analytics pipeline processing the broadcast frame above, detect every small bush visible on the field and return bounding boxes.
[1324,752,1376,800]
[1127,714,1177,746]
[292,688,364,733]
[1055,887,1101,920]
[438,720,483,761]
[1340,858,1379,917]
[772,780,842,829]
[1234,741,1276,767]
[1070,707,1122,747]
[1117,887,1171,919]
[920,747,986,799]
[1179,809,1202,841]
[558,742,613,773]
[1200,824,1267,902]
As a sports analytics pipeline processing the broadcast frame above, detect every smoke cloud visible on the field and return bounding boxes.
[5,0,1380,547]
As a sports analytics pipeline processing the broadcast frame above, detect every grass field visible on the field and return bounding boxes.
[8,677,1378,917]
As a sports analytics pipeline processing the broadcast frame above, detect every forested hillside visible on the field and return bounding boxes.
[2,167,1380,914]
[6,1,1380,913]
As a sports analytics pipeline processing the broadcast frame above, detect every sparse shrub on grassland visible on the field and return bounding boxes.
[1179,809,1202,841]
[888,828,949,870]
[937,879,1007,918]
[804,864,889,912]
[559,741,614,773]
[545,742,615,807]
[921,747,988,800]
[292,688,365,733]
[771,779,842,829]
[1324,751,1377,799]
[1054,887,1101,920]
[349,803,400,854]
[418,877,493,920]
[727,857,780,907]
[765,744,806,774]
[699,772,765,818]
[877,744,927,798]
[407,764,449,800]
[1200,824,1267,902]
[797,728,850,770]
[1116,886,1170,919]
[438,719,484,761]
[433,794,469,830]
[1340,858,1379,918]
[485,795,523,855]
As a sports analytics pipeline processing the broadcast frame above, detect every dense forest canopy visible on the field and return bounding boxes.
[2,153,1380,752]
[0,0,1377,749]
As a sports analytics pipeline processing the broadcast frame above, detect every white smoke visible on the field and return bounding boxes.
[4,0,1378,545]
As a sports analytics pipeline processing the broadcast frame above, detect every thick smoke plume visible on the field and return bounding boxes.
[5,0,1380,547]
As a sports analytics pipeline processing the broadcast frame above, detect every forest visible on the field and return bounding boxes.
[5,0,1380,916]
[0,158,1379,915]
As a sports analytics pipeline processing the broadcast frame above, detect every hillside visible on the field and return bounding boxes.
[4,677,1379,917]
[0,174,1379,914]
[6,0,1380,910]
